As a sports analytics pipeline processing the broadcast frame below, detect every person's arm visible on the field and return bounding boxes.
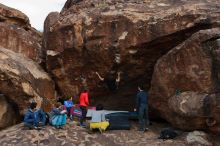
[64,101,68,107]
[116,72,121,82]
[95,72,104,81]
[24,112,34,123]
[53,108,61,115]
[134,93,139,111]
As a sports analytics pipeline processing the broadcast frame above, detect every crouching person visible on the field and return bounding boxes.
[50,102,67,129]
[90,104,109,133]
[24,102,46,129]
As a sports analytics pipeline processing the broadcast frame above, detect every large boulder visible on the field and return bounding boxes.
[150,28,220,133]
[0,47,55,129]
[0,3,43,64]
[43,0,220,109]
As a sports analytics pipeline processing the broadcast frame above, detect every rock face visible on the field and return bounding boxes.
[0,3,43,64]
[150,28,220,133]
[0,47,55,129]
[43,0,220,109]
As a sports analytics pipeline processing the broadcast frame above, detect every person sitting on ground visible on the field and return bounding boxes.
[24,102,46,129]
[134,85,150,132]
[50,102,67,129]
[79,88,89,127]
[36,108,47,127]
[89,104,109,133]
[95,71,121,92]
[64,97,74,120]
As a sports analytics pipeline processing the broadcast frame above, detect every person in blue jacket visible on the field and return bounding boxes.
[64,97,74,120]
[23,102,46,129]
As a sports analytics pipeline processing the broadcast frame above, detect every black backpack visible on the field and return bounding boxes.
[158,128,178,140]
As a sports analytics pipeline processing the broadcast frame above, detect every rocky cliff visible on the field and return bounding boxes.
[44,0,220,110]
[0,3,43,64]
[0,48,55,129]
[0,4,55,129]
[1,0,220,135]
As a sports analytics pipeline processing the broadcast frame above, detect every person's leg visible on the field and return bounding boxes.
[66,107,74,120]
[80,106,87,126]
[145,105,150,126]
[37,109,46,126]
[60,114,67,128]
[51,115,59,129]
[66,107,71,117]
[80,106,84,125]
[142,106,146,130]
[34,112,39,127]
[70,107,74,119]
[24,122,34,129]
[56,114,66,129]
[138,106,144,131]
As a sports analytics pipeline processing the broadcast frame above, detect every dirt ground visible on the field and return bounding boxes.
[0,120,219,146]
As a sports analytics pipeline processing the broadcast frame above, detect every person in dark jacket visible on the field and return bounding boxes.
[24,102,37,129]
[134,85,149,132]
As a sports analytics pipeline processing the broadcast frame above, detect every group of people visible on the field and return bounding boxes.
[24,89,89,129]
[24,70,149,133]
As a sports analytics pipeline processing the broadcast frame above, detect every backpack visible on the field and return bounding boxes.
[158,128,178,140]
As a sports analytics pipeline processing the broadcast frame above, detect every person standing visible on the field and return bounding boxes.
[79,89,89,127]
[134,85,149,132]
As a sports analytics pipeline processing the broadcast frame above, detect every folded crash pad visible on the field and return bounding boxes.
[128,112,138,120]
[105,112,130,130]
